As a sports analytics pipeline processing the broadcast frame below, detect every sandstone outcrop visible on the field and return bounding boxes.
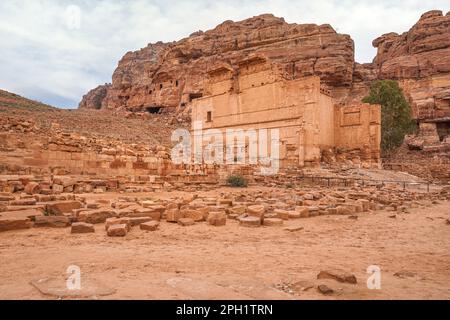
[78,84,111,110]
[79,14,354,112]
[79,11,450,155]
[371,10,450,121]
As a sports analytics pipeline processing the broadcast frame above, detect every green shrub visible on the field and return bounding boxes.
[227,174,248,188]
[363,80,417,153]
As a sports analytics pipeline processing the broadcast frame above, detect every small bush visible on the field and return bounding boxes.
[227,174,248,188]
[363,80,417,153]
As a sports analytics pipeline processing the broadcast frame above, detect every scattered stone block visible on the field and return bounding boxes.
[71,222,95,234]
[86,202,100,209]
[274,209,290,220]
[247,205,265,221]
[239,216,261,228]
[128,208,161,221]
[107,224,128,237]
[34,216,70,228]
[288,211,301,219]
[229,206,246,215]
[78,209,115,224]
[182,209,204,222]
[129,217,153,227]
[10,198,37,206]
[24,182,41,195]
[326,208,338,215]
[207,211,227,226]
[0,217,33,232]
[105,217,131,231]
[317,270,357,284]
[295,206,309,218]
[35,194,54,202]
[166,209,182,223]
[140,221,160,231]
[46,201,82,216]
[0,193,15,202]
[317,285,334,295]
[52,184,64,194]
[178,218,195,226]
[336,206,352,215]
[357,199,370,212]
[263,218,284,226]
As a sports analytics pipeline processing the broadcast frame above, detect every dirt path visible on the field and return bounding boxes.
[1,200,449,300]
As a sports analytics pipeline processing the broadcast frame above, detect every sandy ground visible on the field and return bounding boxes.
[0,192,449,300]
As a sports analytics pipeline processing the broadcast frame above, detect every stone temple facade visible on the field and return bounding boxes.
[191,56,381,169]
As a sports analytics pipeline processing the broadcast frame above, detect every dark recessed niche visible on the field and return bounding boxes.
[146,106,162,114]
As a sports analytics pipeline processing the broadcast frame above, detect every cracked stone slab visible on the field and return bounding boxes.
[30,277,116,299]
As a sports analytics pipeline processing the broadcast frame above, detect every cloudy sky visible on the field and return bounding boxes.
[1,0,449,109]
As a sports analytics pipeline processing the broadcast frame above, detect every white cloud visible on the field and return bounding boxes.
[0,0,449,108]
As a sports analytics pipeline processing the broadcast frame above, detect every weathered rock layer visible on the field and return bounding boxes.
[80,14,355,112]
[370,10,450,121]
[80,11,450,127]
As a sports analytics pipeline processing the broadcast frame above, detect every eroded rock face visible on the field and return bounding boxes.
[78,84,111,110]
[80,11,450,131]
[370,10,450,121]
[79,14,354,112]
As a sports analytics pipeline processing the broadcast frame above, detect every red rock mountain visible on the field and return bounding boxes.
[80,14,354,112]
[370,10,450,121]
[80,11,450,124]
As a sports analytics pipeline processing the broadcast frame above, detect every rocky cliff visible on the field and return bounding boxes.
[370,10,450,121]
[80,10,450,125]
[79,14,355,112]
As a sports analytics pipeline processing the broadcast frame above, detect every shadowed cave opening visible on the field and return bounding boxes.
[146,106,162,114]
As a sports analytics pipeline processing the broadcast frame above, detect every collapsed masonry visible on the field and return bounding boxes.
[191,56,381,170]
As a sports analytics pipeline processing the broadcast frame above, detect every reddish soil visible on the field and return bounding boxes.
[0,189,449,300]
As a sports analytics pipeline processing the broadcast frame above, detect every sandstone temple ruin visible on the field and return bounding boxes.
[191,56,381,169]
